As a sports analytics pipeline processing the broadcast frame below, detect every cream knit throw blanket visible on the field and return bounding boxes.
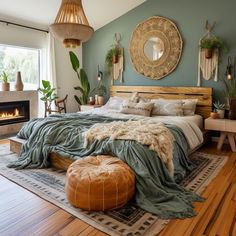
[84,120,175,176]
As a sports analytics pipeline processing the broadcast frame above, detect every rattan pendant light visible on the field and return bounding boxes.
[50,0,94,48]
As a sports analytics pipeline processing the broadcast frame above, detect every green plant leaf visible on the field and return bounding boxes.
[42,80,50,88]
[74,95,82,105]
[69,51,80,72]
[80,69,90,95]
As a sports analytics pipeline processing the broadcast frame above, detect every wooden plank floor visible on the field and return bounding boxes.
[0,140,235,236]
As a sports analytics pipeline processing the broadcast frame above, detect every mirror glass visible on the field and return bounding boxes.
[144,37,164,61]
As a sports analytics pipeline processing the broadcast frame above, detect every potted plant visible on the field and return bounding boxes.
[210,109,218,119]
[200,37,228,59]
[97,82,107,105]
[222,78,236,119]
[105,45,121,75]
[38,80,58,117]
[69,51,93,106]
[213,100,225,119]
[0,71,10,91]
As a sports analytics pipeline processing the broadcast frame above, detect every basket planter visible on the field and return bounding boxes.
[1,82,10,91]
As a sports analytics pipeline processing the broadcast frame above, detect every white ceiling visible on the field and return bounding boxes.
[0,0,146,30]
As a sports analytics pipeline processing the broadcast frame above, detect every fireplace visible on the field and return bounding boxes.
[0,101,30,126]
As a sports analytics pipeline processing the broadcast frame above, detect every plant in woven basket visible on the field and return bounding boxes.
[0,71,10,91]
[105,45,121,76]
[200,37,228,59]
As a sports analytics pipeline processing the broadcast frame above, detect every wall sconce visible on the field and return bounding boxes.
[226,56,233,80]
[97,65,103,81]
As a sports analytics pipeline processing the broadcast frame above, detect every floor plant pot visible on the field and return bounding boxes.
[229,98,236,120]
[216,109,225,119]
[1,82,10,91]
[205,48,213,59]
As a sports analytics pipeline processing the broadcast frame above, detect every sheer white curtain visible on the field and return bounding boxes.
[38,32,57,117]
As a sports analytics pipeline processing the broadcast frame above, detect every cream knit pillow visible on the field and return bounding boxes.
[121,101,154,116]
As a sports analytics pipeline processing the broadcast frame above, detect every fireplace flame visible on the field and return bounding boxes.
[0,108,20,119]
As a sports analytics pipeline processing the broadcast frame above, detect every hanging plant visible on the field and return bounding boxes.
[200,37,228,59]
[105,45,122,75]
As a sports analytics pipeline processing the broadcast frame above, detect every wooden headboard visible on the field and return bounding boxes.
[110,86,212,119]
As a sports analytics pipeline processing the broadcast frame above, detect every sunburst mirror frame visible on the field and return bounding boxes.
[129,16,183,80]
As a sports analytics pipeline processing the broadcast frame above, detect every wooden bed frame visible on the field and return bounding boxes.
[9,86,212,170]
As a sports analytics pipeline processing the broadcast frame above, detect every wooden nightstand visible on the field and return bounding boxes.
[205,117,236,152]
[80,105,102,111]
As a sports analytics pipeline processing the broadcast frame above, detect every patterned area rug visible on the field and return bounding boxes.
[0,144,228,236]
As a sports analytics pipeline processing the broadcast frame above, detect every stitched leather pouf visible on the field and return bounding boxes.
[65,155,135,211]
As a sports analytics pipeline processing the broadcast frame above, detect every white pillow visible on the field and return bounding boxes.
[182,99,198,116]
[120,101,154,117]
[151,99,184,116]
[104,96,124,110]
[104,93,139,111]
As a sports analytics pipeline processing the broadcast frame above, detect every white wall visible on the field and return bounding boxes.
[54,39,82,113]
[0,23,81,113]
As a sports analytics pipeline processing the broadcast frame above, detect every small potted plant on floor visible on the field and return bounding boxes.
[0,71,10,91]
[38,80,58,117]
[213,100,225,119]
[200,37,227,59]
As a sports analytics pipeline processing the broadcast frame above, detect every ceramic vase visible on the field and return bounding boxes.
[1,83,10,91]
[210,112,218,119]
[98,96,104,105]
[15,71,24,91]
[216,109,225,119]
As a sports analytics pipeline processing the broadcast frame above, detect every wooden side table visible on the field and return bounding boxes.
[80,105,102,112]
[205,117,236,152]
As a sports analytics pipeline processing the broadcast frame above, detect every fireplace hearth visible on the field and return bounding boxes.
[0,101,30,126]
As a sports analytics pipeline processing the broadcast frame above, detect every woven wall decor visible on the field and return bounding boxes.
[129,16,183,80]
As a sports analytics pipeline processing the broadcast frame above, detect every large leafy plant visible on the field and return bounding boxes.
[69,51,91,105]
[38,80,58,104]
[222,78,236,99]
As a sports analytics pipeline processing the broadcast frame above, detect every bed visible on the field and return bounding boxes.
[8,85,212,219]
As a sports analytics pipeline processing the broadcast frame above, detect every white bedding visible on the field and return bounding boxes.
[81,107,204,152]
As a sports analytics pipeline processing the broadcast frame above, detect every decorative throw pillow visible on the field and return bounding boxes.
[104,96,125,110]
[182,99,198,116]
[151,99,184,116]
[120,101,154,117]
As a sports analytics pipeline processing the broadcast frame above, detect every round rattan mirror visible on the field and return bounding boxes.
[129,16,183,80]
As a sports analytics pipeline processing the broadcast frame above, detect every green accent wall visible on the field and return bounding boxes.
[83,0,236,101]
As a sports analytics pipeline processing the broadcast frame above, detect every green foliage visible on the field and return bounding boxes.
[0,71,9,83]
[105,45,121,75]
[222,78,236,99]
[97,81,107,96]
[0,45,39,85]
[213,100,225,110]
[200,37,228,52]
[38,80,58,104]
[69,51,91,105]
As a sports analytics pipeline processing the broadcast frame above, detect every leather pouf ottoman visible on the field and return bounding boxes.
[65,155,135,211]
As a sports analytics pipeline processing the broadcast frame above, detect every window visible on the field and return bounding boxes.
[0,44,40,90]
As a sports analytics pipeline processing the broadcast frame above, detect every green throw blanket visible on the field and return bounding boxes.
[8,113,203,219]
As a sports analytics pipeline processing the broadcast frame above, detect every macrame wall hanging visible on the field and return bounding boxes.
[197,21,218,87]
[105,33,124,84]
